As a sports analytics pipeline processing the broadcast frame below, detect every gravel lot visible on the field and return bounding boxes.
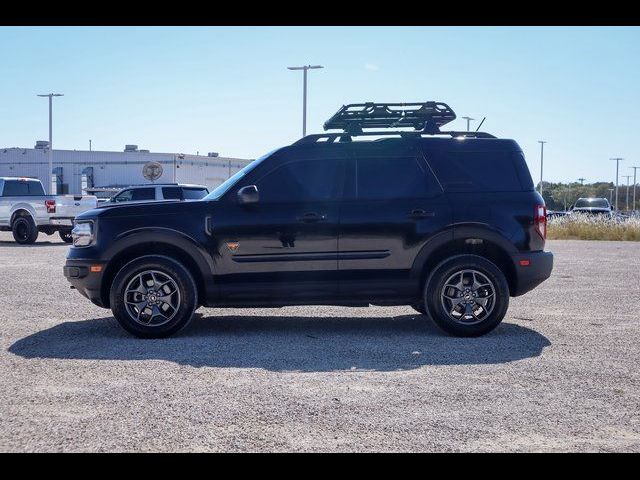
[1,231,639,452]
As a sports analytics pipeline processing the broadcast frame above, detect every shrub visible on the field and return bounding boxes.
[548,213,640,241]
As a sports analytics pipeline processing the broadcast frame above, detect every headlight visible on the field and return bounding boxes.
[71,221,94,247]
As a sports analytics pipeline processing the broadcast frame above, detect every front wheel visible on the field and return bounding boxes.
[424,255,509,337]
[109,255,198,338]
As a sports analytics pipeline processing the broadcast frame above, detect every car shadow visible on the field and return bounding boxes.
[0,240,67,247]
[8,313,551,372]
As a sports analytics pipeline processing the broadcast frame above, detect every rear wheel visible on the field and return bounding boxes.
[424,255,509,337]
[110,255,198,338]
[59,230,73,243]
[12,216,38,244]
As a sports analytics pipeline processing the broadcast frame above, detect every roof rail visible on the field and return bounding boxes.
[293,130,496,146]
[323,102,456,134]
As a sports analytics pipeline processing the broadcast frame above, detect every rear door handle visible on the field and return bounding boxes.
[407,209,435,220]
[297,212,327,223]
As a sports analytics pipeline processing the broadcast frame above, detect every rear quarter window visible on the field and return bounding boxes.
[426,150,525,192]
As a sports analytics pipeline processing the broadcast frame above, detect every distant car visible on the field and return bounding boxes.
[105,184,209,205]
[569,198,613,218]
[0,177,98,244]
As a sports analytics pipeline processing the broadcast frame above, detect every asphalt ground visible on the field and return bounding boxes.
[1,232,638,452]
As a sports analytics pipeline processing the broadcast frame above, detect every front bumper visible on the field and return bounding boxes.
[509,250,554,297]
[63,259,108,308]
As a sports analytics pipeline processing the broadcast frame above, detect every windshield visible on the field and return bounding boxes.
[574,198,609,209]
[203,149,277,201]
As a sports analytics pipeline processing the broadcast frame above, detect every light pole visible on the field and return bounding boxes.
[630,166,639,212]
[538,141,546,195]
[37,93,64,194]
[287,65,323,137]
[610,158,623,211]
[461,116,475,132]
[623,175,633,211]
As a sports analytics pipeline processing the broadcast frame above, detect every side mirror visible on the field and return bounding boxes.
[237,185,259,205]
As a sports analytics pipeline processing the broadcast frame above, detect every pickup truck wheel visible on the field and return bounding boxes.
[59,230,73,243]
[110,255,198,339]
[424,255,509,337]
[12,216,38,244]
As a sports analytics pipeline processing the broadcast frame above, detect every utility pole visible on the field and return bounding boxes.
[538,141,546,195]
[578,177,585,185]
[461,116,475,132]
[287,65,324,137]
[37,93,64,194]
[610,158,623,211]
[623,175,633,211]
[89,139,92,152]
[630,166,639,212]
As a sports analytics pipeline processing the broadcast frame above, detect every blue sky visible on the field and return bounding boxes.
[1,26,639,183]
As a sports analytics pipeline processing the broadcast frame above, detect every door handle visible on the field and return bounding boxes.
[297,212,327,223]
[407,209,435,220]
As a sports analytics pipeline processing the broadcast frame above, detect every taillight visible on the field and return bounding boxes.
[45,199,56,214]
[534,204,547,240]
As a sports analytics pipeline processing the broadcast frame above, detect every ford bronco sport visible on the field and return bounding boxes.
[64,102,553,338]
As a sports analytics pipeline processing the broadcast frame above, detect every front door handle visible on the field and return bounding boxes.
[297,212,327,223]
[407,209,435,220]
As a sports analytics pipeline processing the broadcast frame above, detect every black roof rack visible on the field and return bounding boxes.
[323,102,456,134]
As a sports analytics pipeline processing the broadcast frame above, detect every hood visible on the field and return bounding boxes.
[75,199,210,221]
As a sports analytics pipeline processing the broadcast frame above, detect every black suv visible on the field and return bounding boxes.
[64,102,553,338]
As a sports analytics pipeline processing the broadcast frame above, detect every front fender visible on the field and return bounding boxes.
[107,227,215,277]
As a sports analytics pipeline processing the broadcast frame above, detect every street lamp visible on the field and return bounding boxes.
[610,158,623,211]
[287,65,324,137]
[622,175,633,211]
[630,166,640,212]
[538,141,546,195]
[461,116,475,132]
[37,93,64,194]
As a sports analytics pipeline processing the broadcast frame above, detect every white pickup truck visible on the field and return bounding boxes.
[0,177,98,244]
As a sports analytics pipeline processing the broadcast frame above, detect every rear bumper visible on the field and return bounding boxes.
[509,250,554,297]
[50,217,74,227]
[63,259,108,308]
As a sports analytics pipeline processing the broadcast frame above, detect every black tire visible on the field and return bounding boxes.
[12,216,38,244]
[424,254,509,337]
[59,230,73,243]
[109,255,198,338]
[411,302,427,315]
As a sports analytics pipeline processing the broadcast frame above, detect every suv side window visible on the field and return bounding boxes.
[162,187,183,200]
[254,159,341,203]
[113,189,133,202]
[427,150,523,192]
[353,156,441,200]
[131,188,156,201]
[3,180,30,196]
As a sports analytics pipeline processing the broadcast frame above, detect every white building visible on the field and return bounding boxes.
[0,142,252,197]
